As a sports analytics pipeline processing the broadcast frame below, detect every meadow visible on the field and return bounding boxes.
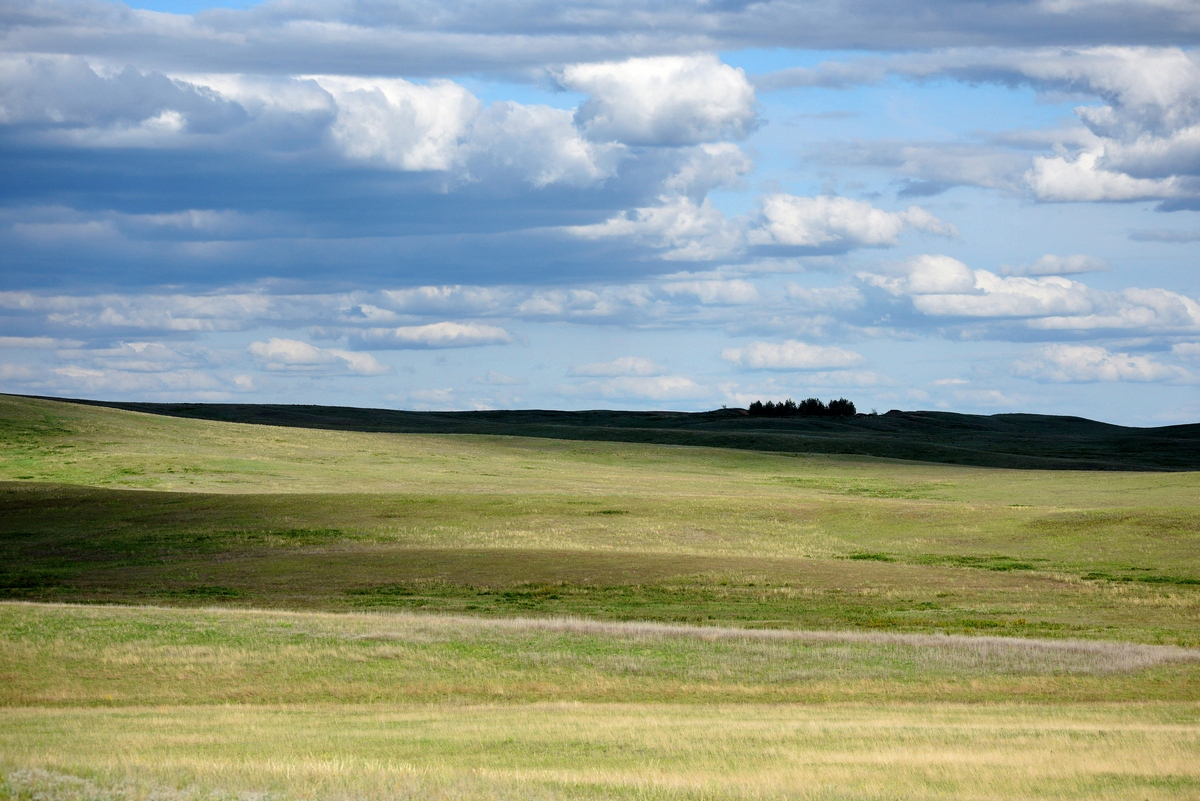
[1,394,1198,799]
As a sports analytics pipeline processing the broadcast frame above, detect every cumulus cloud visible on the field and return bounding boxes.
[562,55,757,146]
[773,47,1200,203]
[0,58,632,194]
[864,254,1200,334]
[565,195,744,261]
[248,337,388,375]
[1024,147,1187,201]
[1016,344,1193,382]
[569,193,953,261]
[570,356,665,377]
[356,321,513,348]
[747,195,957,250]
[663,143,755,199]
[314,75,479,171]
[721,340,865,370]
[465,101,623,187]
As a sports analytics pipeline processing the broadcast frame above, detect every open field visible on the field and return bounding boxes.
[1,394,1199,797]
[7,701,1199,801]
[2,394,1198,642]
[1,602,1199,800]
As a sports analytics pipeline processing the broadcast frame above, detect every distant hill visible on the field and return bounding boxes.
[36,396,1200,471]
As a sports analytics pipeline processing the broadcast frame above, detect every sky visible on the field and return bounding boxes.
[1,0,1199,424]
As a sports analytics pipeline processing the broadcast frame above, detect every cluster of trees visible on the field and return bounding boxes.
[746,397,856,418]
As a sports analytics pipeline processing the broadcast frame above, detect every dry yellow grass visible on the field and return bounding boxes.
[3,702,1199,800]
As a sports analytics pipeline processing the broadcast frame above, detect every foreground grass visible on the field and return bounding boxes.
[2,602,1200,799]
[5,702,1200,801]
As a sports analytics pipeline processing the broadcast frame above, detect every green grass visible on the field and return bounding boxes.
[1,603,1199,799]
[1,395,1198,643]
[1,394,1199,798]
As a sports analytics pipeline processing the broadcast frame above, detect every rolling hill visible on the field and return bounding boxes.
[45,396,1200,471]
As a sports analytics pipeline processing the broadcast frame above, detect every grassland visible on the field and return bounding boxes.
[68,396,1200,470]
[1,394,1198,798]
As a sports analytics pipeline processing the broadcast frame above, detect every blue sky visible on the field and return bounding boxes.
[2,1,1199,423]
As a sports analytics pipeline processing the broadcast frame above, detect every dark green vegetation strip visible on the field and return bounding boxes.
[40,395,1200,471]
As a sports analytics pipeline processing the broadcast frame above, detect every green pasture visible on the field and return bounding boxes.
[1,394,1198,798]
[1,394,1198,642]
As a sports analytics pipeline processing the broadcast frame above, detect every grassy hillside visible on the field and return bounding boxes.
[2,394,1198,799]
[2,394,1198,643]
[45,394,1200,470]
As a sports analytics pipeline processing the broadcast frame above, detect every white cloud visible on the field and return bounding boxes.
[0,290,274,332]
[465,101,623,187]
[1028,286,1200,331]
[721,340,865,370]
[865,254,977,295]
[565,195,744,261]
[663,143,755,198]
[864,255,1200,332]
[562,55,757,146]
[998,254,1109,276]
[748,195,957,249]
[357,321,513,349]
[1173,342,1200,361]
[380,285,514,315]
[1024,147,1186,201]
[569,192,954,262]
[248,337,388,375]
[912,273,1095,317]
[80,341,209,373]
[570,356,665,377]
[313,75,480,171]
[772,47,1200,203]
[1016,344,1193,382]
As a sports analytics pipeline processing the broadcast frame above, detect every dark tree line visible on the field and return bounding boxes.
[746,397,856,418]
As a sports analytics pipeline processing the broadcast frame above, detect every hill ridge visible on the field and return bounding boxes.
[20,395,1200,471]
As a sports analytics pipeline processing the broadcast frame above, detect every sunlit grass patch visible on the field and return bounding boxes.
[3,702,1200,800]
